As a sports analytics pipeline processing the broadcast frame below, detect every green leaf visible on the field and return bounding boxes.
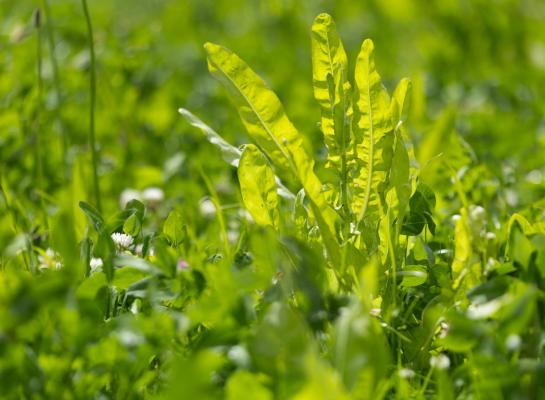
[76,272,108,299]
[332,300,390,394]
[114,254,164,276]
[178,107,241,167]
[238,144,279,229]
[401,183,436,236]
[352,39,394,227]
[226,371,272,400]
[123,213,141,237]
[79,201,104,231]
[311,13,351,177]
[163,210,187,246]
[204,42,340,262]
[112,267,148,291]
[438,310,486,352]
[389,78,411,126]
[386,132,411,228]
[498,285,537,335]
[400,265,428,287]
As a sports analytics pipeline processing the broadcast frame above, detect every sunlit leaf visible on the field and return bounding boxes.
[238,144,279,228]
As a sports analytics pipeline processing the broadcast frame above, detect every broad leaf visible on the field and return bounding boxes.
[238,144,279,229]
[79,201,104,232]
[311,14,352,183]
[163,210,187,246]
[400,265,428,287]
[401,183,436,236]
[352,39,394,228]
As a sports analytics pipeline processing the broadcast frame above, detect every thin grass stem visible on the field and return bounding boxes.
[81,0,101,212]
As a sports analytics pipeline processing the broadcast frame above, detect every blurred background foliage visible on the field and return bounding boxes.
[2,0,545,398]
[2,0,545,215]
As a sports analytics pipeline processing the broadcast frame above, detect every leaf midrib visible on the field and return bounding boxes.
[358,55,374,224]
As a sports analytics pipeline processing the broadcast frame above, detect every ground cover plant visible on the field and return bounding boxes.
[1,1,545,399]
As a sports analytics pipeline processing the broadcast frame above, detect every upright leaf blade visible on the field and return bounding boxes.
[238,144,279,229]
[204,42,299,176]
[352,39,394,230]
[389,78,411,127]
[311,14,351,176]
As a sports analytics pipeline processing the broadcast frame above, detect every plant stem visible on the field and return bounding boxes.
[35,9,43,190]
[81,0,101,212]
[42,0,68,177]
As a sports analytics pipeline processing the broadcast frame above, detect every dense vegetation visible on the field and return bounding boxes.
[2,1,545,399]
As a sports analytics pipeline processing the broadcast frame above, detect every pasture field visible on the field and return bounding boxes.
[1,1,545,398]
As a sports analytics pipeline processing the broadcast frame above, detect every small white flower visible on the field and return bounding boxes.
[370,308,381,317]
[199,198,216,217]
[439,321,449,338]
[111,232,133,250]
[227,230,238,243]
[430,354,450,370]
[119,188,142,209]
[469,205,486,222]
[38,248,63,271]
[89,257,103,273]
[505,334,521,351]
[142,187,164,204]
[398,368,415,379]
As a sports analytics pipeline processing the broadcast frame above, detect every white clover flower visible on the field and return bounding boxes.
[506,334,521,351]
[142,187,164,204]
[199,198,216,217]
[469,205,486,223]
[227,230,238,244]
[119,188,142,209]
[398,368,415,379]
[38,248,63,271]
[430,354,450,370]
[485,232,497,241]
[439,321,450,338]
[370,308,381,317]
[89,257,103,273]
[111,232,134,250]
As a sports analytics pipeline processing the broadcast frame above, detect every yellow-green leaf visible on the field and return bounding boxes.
[389,78,411,127]
[238,144,279,229]
[204,42,301,176]
[352,39,394,227]
[311,13,351,175]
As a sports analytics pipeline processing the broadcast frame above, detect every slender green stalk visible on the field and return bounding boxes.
[34,9,44,189]
[42,0,68,174]
[200,169,230,256]
[81,0,101,212]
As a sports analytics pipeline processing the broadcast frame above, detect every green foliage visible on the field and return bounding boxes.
[1,2,545,399]
[238,144,279,229]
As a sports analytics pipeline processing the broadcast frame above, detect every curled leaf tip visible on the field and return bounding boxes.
[362,38,375,52]
[203,42,219,53]
[314,13,333,25]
